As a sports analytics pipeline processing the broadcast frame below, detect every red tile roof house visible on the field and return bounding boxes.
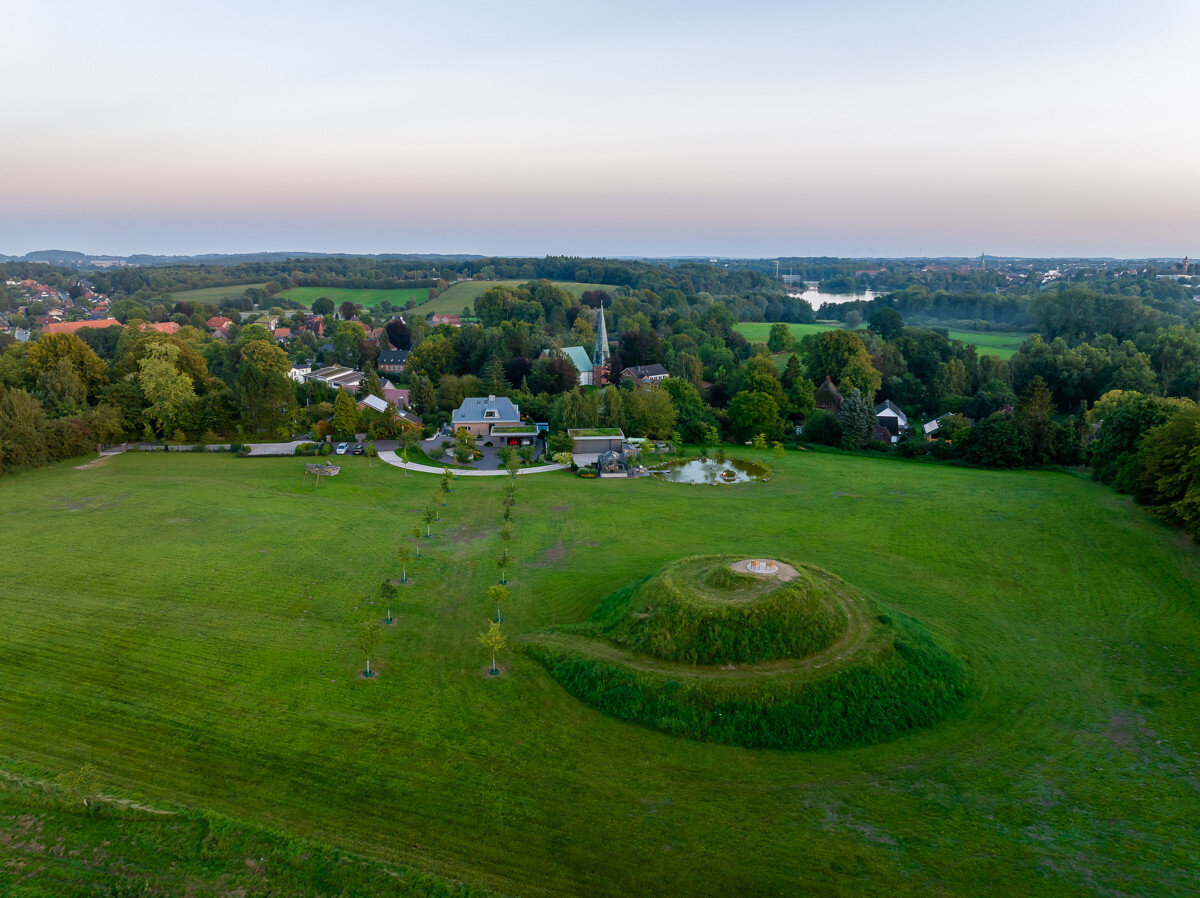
[141,322,180,334]
[274,327,292,341]
[207,316,233,330]
[43,318,122,335]
[430,314,461,327]
[383,387,409,409]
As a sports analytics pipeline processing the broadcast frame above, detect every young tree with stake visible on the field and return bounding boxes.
[497,547,512,585]
[488,584,508,623]
[380,579,398,623]
[479,621,506,676]
[397,543,413,583]
[412,523,423,557]
[361,621,382,677]
[422,505,435,536]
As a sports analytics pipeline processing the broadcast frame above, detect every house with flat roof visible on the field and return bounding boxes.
[305,365,364,391]
[569,428,626,466]
[451,395,521,437]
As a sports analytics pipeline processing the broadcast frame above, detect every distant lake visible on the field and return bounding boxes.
[788,281,878,306]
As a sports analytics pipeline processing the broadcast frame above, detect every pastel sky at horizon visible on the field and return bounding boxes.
[1,0,1197,258]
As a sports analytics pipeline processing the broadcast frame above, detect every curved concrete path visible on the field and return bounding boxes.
[377,449,568,477]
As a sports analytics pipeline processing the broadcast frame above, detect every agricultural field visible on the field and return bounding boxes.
[418,280,618,318]
[734,321,1033,359]
[277,285,430,310]
[158,283,269,304]
[2,451,1199,896]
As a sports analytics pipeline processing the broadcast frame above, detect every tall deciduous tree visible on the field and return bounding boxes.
[137,342,196,437]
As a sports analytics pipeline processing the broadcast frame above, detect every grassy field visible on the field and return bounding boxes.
[418,280,618,318]
[278,286,430,310]
[159,283,269,304]
[2,451,1199,895]
[734,321,1032,359]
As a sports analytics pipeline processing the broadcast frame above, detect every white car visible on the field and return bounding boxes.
[335,442,348,455]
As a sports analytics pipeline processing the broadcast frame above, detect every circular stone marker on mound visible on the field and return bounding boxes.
[525,554,971,751]
[732,558,796,580]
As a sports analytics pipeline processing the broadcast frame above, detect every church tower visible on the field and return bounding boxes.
[592,299,611,385]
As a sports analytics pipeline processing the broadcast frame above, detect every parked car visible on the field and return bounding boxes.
[335,442,348,455]
[351,444,365,455]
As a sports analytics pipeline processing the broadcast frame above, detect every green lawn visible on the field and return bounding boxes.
[2,452,1199,896]
[419,280,617,318]
[734,321,1032,359]
[160,283,269,304]
[278,286,430,310]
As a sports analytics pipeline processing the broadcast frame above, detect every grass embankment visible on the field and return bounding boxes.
[734,321,1032,359]
[1,451,1199,895]
[0,765,490,897]
[418,280,619,318]
[526,556,968,749]
[278,286,430,310]
[527,608,969,751]
[588,556,850,664]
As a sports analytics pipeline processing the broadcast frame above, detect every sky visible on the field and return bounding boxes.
[1,0,1197,258]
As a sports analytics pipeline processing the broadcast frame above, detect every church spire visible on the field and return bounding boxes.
[592,298,610,367]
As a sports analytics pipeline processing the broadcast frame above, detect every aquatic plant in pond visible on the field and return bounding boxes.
[651,456,771,484]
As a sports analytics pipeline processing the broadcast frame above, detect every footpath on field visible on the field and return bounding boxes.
[376,449,567,477]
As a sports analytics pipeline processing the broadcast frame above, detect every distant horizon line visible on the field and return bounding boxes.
[2,248,1193,264]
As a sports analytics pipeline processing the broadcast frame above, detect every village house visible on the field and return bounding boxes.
[813,376,844,412]
[376,348,410,375]
[874,400,909,444]
[305,365,364,391]
[451,395,521,438]
[289,360,313,383]
[539,346,594,386]
[43,318,121,335]
[620,363,669,385]
[429,313,461,327]
[382,386,409,409]
[358,394,424,431]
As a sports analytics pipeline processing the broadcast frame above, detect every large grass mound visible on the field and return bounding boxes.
[526,557,970,750]
[590,556,848,665]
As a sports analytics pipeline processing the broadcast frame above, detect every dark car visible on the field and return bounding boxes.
[351,444,365,455]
